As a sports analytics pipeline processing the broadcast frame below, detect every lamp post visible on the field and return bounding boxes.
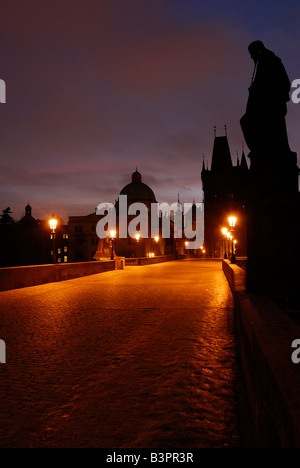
[221,227,228,259]
[49,215,58,264]
[185,241,189,257]
[154,235,159,256]
[226,231,231,262]
[135,233,141,258]
[228,216,237,264]
[233,239,237,257]
[110,230,116,260]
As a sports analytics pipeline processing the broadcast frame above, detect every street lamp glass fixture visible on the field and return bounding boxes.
[110,230,116,260]
[228,216,237,228]
[221,227,228,236]
[154,236,159,243]
[49,215,58,264]
[135,233,141,242]
[49,216,57,232]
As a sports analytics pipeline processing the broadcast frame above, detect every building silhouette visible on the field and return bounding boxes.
[0,204,68,266]
[68,170,200,261]
[201,130,249,258]
[68,212,101,262]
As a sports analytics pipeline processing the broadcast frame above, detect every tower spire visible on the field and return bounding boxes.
[201,153,206,173]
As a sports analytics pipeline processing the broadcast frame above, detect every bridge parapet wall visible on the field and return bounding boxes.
[223,259,300,447]
[0,260,116,292]
[125,255,176,266]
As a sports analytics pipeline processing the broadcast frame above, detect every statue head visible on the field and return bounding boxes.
[248,40,265,62]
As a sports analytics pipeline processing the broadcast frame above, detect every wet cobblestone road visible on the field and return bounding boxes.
[0,260,240,448]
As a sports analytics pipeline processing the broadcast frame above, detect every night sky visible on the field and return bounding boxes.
[1,0,300,222]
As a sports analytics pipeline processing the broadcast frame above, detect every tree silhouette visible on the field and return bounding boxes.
[0,207,15,225]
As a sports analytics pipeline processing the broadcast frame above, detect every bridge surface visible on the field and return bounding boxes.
[0,259,240,448]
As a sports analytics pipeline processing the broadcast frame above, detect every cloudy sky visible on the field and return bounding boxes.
[1,0,300,222]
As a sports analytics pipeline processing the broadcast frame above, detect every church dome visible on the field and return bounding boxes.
[120,170,156,203]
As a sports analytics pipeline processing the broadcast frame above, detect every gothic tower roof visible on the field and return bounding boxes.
[211,135,233,172]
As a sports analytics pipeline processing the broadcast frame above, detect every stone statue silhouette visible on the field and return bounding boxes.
[240,40,293,169]
[241,42,300,295]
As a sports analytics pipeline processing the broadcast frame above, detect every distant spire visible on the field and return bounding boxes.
[132,169,142,182]
[240,149,249,171]
[25,202,32,217]
[201,153,206,172]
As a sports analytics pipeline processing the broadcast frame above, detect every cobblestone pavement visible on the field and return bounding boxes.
[0,260,240,448]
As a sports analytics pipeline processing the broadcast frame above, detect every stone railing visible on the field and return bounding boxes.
[0,260,118,292]
[222,259,300,448]
[125,255,176,266]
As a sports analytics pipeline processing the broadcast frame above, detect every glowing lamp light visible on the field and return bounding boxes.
[135,233,141,242]
[221,227,228,236]
[49,215,57,232]
[49,215,58,264]
[110,230,116,239]
[228,216,237,228]
[154,236,159,243]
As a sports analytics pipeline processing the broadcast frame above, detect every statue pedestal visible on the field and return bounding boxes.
[246,151,300,296]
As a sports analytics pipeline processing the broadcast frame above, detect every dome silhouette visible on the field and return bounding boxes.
[120,170,156,203]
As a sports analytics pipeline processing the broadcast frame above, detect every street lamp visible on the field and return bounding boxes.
[233,239,237,257]
[135,233,141,258]
[185,241,189,257]
[110,230,116,260]
[153,235,159,256]
[221,227,228,259]
[228,216,237,231]
[49,215,58,263]
[226,231,231,261]
[228,216,237,263]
